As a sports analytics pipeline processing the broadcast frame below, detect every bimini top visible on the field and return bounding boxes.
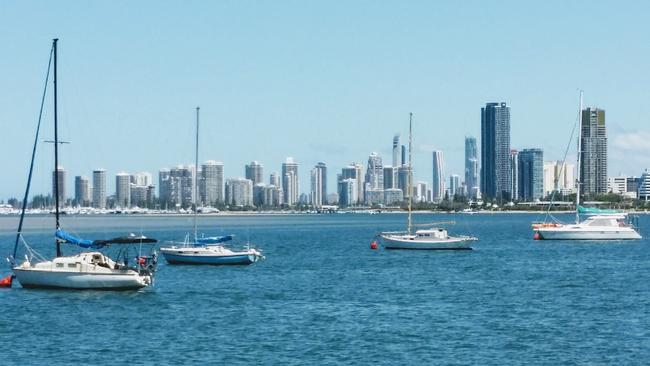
[56,229,157,249]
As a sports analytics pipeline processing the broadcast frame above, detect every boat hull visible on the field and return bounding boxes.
[535,228,642,240]
[381,236,473,250]
[161,250,259,265]
[13,268,150,290]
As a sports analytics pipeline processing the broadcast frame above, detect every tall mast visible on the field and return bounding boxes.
[53,38,62,257]
[407,112,413,235]
[575,90,583,224]
[193,106,199,241]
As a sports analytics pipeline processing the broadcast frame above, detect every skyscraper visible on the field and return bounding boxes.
[518,148,544,201]
[269,172,280,187]
[401,145,406,166]
[383,166,397,190]
[52,166,66,208]
[74,176,90,207]
[310,166,324,208]
[115,172,131,208]
[341,162,363,205]
[245,161,264,186]
[543,161,575,196]
[392,134,400,167]
[449,174,460,198]
[314,162,327,204]
[481,102,511,201]
[580,107,607,196]
[225,178,253,206]
[510,150,519,201]
[281,157,299,205]
[364,152,383,190]
[432,150,445,202]
[200,160,223,206]
[93,169,106,209]
[464,137,479,198]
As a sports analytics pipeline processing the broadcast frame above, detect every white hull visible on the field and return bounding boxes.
[13,268,150,289]
[536,228,641,240]
[12,253,152,290]
[381,235,474,250]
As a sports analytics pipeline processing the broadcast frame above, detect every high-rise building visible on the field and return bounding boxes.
[310,166,324,208]
[401,145,406,166]
[416,181,428,203]
[225,178,253,206]
[270,172,280,187]
[543,161,575,196]
[93,169,106,209]
[465,137,479,198]
[158,165,194,209]
[341,163,363,205]
[338,178,358,206]
[481,102,511,201]
[383,188,403,205]
[282,157,299,205]
[115,172,131,208]
[518,148,544,202]
[314,162,327,204]
[200,160,223,206]
[52,166,66,208]
[638,170,650,201]
[383,166,397,190]
[364,153,383,191]
[510,150,519,201]
[130,172,152,187]
[397,166,411,199]
[432,150,445,202]
[449,175,460,198]
[392,134,400,167]
[245,161,264,186]
[580,107,607,196]
[74,176,90,207]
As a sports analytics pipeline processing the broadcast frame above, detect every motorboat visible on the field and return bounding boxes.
[533,214,641,240]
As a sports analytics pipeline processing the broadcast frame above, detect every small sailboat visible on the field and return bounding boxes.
[10,39,158,290]
[533,92,641,240]
[379,113,477,250]
[160,107,263,265]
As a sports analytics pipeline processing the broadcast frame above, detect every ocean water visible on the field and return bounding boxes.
[1,213,649,365]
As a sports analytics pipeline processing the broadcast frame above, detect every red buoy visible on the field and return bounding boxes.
[533,232,541,240]
[370,241,378,250]
[0,274,15,288]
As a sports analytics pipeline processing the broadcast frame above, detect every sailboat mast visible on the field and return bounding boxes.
[193,106,199,241]
[575,91,583,224]
[407,112,413,235]
[53,38,62,257]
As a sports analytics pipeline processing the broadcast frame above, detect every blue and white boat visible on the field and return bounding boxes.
[159,107,264,266]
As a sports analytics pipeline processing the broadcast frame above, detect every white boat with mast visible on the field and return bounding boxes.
[379,113,477,250]
[160,107,263,265]
[10,39,158,290]
[532,91,641,240]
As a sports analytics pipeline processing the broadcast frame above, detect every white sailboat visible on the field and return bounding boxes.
[379,113,477,250]
[533,91,641,240]
[10,39,158,290]
[160,107,263,265]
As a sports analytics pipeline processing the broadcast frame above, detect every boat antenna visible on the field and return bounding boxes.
[12,41,54,261]
[52,38,63,257]
[407,112,413,235]
[193,106,199,242]
[575,90,583,225]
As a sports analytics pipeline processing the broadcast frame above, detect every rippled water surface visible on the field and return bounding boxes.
[1,213,649,365]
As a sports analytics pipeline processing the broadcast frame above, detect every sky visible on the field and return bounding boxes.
[1,1,650,199]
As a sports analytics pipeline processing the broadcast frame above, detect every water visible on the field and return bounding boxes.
[1,213,649,365]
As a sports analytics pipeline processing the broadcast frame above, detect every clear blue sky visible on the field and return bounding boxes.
[2,1,649,199]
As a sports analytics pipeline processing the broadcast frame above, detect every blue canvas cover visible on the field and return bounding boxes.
[55,229,102,248]
[195,235,233,245]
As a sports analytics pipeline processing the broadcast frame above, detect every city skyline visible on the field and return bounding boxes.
[2,2,650,199]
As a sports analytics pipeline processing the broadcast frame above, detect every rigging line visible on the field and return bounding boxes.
[12,45,54,262]
[543,96,580,223]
